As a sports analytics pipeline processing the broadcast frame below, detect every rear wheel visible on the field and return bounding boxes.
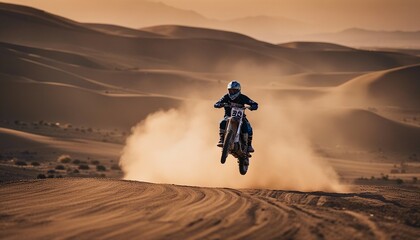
[221,130,233,164]
[239,158,249,175]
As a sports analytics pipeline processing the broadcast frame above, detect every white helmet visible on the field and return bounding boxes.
[227,80,241,100]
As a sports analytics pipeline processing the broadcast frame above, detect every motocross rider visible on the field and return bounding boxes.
[214,80,258,152]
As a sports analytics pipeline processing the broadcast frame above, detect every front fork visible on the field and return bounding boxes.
[234,117,243,143]
[227,117,248,156]
[225,117,239,151]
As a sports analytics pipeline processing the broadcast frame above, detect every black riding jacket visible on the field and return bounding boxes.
[214,93,258,117]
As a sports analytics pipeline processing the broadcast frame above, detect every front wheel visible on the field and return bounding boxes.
[221,130,233,164]
[239,158,249,175]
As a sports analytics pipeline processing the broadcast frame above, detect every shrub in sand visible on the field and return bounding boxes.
[91,160,100,165]
[21,150,30,155]
[15,160,27,166]
[78,164,90,170]
[96,165,106,171]
[72,159,81,165]
[55,165,65,170]
[37,174,46,179]
[57,155,72,163]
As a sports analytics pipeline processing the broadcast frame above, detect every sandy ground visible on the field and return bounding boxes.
[0,178,419,240]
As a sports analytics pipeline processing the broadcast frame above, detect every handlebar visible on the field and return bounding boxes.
[223,103,251,109]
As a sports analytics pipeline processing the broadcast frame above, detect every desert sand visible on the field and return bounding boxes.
[0,2,419,239]
[1,178,419,239]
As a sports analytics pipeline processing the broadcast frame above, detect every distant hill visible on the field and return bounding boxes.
[0,1,314,43]
[86,23,166,38]
[1,2,419,80]
[1,2,419,73]
[225,15,310,33]
[220,15,314,42]
[60,1,213,28]
[2,2,418,47]
[303,28,420,48]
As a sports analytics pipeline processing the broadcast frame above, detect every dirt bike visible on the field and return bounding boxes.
[220,103,252,175]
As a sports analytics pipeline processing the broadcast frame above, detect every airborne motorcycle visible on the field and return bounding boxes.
[220,103,252,175]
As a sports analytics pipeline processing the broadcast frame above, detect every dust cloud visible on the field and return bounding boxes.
[119,96,346,192]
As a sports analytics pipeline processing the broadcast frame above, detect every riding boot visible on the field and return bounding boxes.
[217,129,225,147]
[247,135,255,153]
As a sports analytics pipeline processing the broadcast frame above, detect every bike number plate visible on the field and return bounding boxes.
[231,107,244,118]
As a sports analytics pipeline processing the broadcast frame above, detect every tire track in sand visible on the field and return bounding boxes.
[0,179,418,239]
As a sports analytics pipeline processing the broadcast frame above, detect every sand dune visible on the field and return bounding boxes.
[1,2,419,146]
[305,28,420,49]
[0,127,47,149]
[308,108,420,152]
[283,48,420,72]
[338,64,420,109]
[0,78,181,129]
[0,178,418,239]
[86,23,166,38]
[275,72,363,87]
[264,87,329,101]
[0,2,96,33]
[278,41,354,51]
[0,42,221,98]
[0,127,122,158]
[0,41,109,69]
[0,3,304,74]
[141,25,258,43]
[0,46,111,91]
[1,1,419,106]
[2,2,420,75]
[1,2,419,151]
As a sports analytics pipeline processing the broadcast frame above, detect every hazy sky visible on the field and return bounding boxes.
[155,0,420,30]
[4,0,420,31]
